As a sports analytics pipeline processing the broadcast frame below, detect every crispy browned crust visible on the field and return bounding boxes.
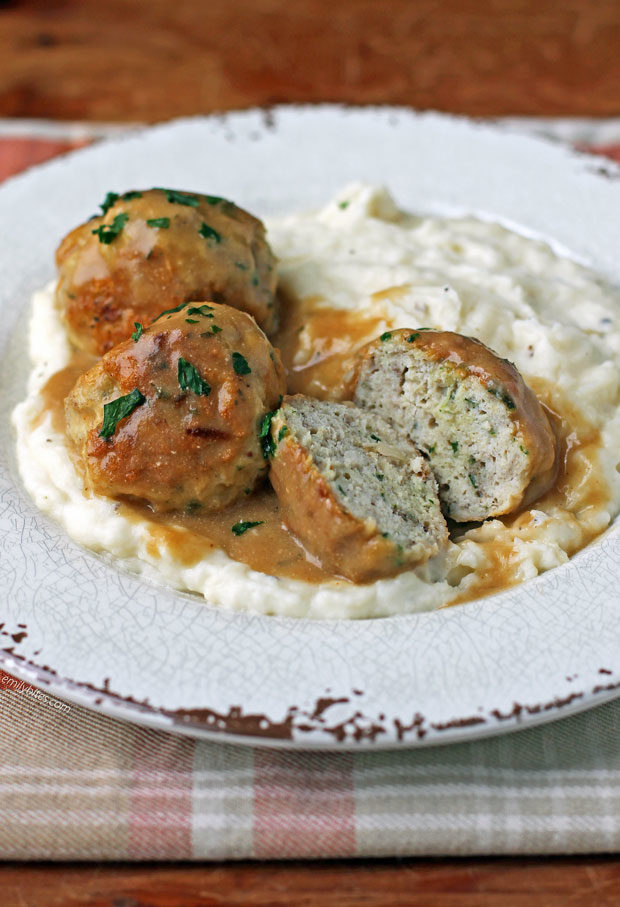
[268,401,445,584]
[65,302,286,513]
[355,329,560,516]
[56,188,278,355]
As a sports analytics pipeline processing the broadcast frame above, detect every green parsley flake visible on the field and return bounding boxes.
[122,190,142,201]
[152,301,191,322]
[177,357,211,396]
[99,191,119,214]
[232,352,251,375]
[468,473,478,489]
[210,324,222,334]
[370,433,381,441]
[406,332,420,343]
[259,411,277,459]
[186,305,214,318]
[232,520,264,536]
[185,500,202,514]
[92,212,129,244]
[185,318,199,324]
[338,200,350,210]
[428,444,435,453]
[519,445,530,455]
[131,322,143,342]
[146,217,170,229]
[158,188,200,207]
[198,222,221,244]
[380,331,392,341]
[450,440,459,454]
[99,388,145,439]
[277,425,288,442]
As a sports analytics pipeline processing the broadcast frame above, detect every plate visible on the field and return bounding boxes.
[2,106,620,749]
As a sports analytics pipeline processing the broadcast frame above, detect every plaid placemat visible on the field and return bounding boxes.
[1,119,620,860]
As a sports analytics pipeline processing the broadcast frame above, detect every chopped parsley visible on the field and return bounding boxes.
[152,301,191,322]
[210,324,222,334]
[158,188,199,207]
[370,433,381,441]
[198,222,222,244]
[146,217,170,229]
[277,425,288,442]
[186,304,214,318]
[259,411,277,458]
[232,352,251,375]
[519,445,530,455]
[185,500,203,514]
[185,318,199,324]
[91,212,129,244]
[131,322,143,342]
[469,455,476,464]
[234,261,249,271]
[488,386,516,410]
[428,444,435,453]
[232,520,264,536]
[99,191,119,214]
[375,473,385,481]
[338,200,350,210]
[122,190,142,201]
[450,440,459,454]
[468,473,478,489]
[337,485,347,496]
[177,357,211,396]
[380,331,392,341]
[99,388,145,439]
[464,397,478,407]
[406,332,420,343]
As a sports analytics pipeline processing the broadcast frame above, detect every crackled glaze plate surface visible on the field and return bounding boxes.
[2,106,620,749]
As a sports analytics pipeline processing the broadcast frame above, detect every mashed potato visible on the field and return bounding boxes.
[12,184,620,618]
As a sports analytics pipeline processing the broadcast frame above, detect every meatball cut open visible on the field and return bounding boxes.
[65,302,286,513]
[56,187,278,355]
[354,329,559,523]
[268,396,448,583]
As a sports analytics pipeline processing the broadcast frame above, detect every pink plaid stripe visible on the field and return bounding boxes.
[253,750,356,858]
[128,727,195,859]
[0,136,88,182]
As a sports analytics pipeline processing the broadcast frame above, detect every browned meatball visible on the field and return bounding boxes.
[354,329,559,522]
[268,396,448,583]
[56,188,278,355]
[65,302,286,513]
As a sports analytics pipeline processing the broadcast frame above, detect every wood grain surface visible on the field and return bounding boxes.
[0,0,620,121]
[2,857,620,907]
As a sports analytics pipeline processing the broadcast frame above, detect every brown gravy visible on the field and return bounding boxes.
[36,297,609,592]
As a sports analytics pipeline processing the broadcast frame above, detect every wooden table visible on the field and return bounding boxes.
[2,1,620,904]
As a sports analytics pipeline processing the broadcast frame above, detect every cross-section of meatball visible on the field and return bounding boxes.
[268,396,448,582]
[65,302,286,513]
[354,329,559,522]
[56,188,278,355]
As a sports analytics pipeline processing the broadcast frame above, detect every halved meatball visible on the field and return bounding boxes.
[56,188,278,355]
[65,302,286,513]
[353,329,559,522]
[268,396,448,583]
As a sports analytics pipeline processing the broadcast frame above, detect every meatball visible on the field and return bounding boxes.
[56,188,278,355]
[268,396,448,583]
[65,302,286,513]
[353,329,559,522]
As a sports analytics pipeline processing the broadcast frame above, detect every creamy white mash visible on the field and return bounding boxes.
[12,184,620,618]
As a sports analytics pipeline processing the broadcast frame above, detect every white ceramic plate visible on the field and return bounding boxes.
[3,106,620,749]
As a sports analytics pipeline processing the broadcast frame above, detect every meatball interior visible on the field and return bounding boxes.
[65,302,286,513]
[56,188,278,355]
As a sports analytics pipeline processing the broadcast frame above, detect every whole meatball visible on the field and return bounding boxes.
[65,302,286,513]
[56,188,278,355]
